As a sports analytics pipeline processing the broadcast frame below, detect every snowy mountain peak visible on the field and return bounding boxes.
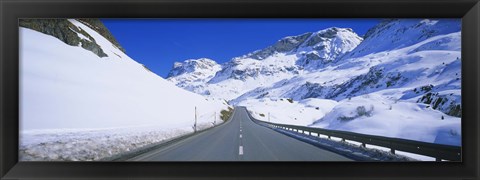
[167,58,222,94]
[314,27,354,36]
[237,32,313,60]
[296,27,362,69]
[167,58,221,78]
[238,27,362,62]
[173,62,184,69]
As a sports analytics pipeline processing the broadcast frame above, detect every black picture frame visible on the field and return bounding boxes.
[1,0,479,179]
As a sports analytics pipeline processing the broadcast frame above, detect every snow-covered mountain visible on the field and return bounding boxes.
[167,58,222,93]
[168,19,462,147]
[167,27,362,100]
[19,19,230,161]
[239,27,362,69]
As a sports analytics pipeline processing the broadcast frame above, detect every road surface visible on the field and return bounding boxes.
[128,107,352,161]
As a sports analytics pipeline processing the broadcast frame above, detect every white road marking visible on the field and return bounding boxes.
[239,134,242,138]
[239,146,243,155]
[240,129,242,132]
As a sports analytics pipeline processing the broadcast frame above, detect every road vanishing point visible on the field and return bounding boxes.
[128,107,353,161]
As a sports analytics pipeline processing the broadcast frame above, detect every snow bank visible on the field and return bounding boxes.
[241,91,460,147]
[238,98,337,126]
[19,122,219,161]
[312,90,461,146]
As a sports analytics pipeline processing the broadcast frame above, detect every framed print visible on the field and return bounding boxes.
[1,0,479,179]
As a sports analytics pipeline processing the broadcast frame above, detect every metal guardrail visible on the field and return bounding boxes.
[246,110,461,161]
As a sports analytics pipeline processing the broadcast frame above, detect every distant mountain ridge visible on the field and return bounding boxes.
[167,19,462,118]
[168,27,363,100]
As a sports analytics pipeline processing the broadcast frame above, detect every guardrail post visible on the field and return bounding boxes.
[309,132,311,136]
[194,106,197,133]
[328,135,331,139]
[436,158,442,162]
[342,138,345,142]
[390,149,395,154]
[361,143,366,148]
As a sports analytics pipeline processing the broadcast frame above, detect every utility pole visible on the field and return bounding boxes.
[194,106,197,133]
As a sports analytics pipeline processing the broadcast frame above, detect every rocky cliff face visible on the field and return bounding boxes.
[19,19,124,58]
[76,19,126,53]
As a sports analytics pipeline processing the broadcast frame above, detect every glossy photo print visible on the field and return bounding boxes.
[19,19,461,161]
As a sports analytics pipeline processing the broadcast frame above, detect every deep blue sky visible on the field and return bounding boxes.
[102,19,381,77]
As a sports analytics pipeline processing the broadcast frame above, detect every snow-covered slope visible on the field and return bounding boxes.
[344,19,460,59]
[312,90,461,146]
[168,19,462,148]
[20,19,230,161]
[240,98,338,126]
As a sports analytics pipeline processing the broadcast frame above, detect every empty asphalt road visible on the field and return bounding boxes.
[128,107,352,161]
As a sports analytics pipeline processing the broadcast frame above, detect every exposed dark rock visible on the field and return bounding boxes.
[244,32,313,60]
[20,19,124,58]
[417,92,461,117]
[76,19,126,53]
[299,82,326,99]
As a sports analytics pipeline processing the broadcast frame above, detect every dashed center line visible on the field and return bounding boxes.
[239,134,242,138]
[239,146,243,155]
